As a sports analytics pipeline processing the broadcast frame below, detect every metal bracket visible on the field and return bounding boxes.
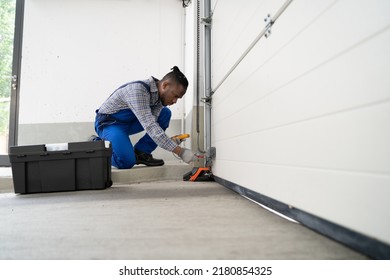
[11,75,18,91]
[181,0,191,8]
[201,15,212,26]
[201,96,212,106]
[264,14,273,38]
[205,147,216,168]
[207,147,216,159]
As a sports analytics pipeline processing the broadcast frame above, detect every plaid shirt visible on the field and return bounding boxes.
[98,76,177,152]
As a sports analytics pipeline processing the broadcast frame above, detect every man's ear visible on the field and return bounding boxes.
[162,80,170,90]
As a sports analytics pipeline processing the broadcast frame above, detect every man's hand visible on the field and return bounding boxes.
[179,147,196,163]
[171,137,181,145]
[171,134,190,145]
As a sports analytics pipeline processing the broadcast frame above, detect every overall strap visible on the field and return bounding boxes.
[98,80,151,111]
[115,80,150,92]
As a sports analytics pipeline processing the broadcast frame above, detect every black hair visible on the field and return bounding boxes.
[162,66,189,88]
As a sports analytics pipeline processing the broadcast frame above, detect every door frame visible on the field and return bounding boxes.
[0,0,25,166]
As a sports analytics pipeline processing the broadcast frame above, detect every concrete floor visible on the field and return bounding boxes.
[0,168,368,260]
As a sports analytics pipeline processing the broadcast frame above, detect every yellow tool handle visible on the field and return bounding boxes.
[174,133,190,140]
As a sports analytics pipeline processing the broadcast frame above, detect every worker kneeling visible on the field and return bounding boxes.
[93,66,195,169]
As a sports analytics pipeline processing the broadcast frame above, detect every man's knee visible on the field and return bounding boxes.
[112,154,136,169]
[111,147,137,169]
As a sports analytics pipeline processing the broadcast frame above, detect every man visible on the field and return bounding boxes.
[94,66,195,169]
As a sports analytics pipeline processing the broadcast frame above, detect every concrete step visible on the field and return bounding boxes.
[0,177,13,193]
[112,162,192,184]
[0,162,193,193]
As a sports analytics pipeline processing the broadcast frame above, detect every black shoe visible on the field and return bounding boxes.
[135,149,164,166]
[88,135,101,141]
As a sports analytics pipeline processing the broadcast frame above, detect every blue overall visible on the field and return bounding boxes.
[94,82,171,169]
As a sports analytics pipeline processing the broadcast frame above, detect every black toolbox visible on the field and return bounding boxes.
[9,141,112,194]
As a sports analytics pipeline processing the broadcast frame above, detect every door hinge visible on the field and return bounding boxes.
[264,14,273,38]
[11,75,18,90]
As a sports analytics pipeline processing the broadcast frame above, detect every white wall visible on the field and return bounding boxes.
[19,0,185,126]
[211,0,390,245]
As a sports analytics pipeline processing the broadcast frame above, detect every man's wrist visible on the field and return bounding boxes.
[173,146,182,156]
